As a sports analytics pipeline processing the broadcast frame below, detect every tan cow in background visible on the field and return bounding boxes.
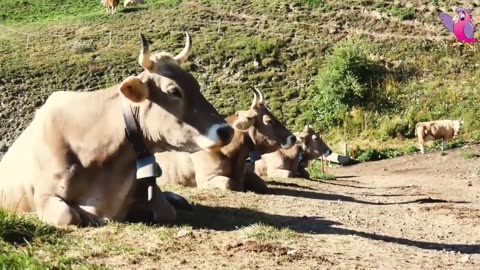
[415,119,464,154]
[155,87,296,193]
[255,124,332,179]
[0,32,234,227]
[124,0,144,8]
[102,0,120,14]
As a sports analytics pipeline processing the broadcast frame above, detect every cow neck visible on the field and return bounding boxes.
[296,145,306,163]
[245,134,261,163]
[121,99,151,159]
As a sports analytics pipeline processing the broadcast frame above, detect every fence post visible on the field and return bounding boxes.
[343,142,348,156]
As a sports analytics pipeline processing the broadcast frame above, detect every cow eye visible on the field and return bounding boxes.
[264,118,272,125]
[168,87,182,99]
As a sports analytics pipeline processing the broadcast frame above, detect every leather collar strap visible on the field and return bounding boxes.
[121,101,150,159]
[245,136,261,163]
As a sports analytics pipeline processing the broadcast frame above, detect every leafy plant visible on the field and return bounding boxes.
[304,38,394,130]
[306,159,336,180]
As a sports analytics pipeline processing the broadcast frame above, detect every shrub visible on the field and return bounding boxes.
[354,145,419,162]
[305,38,394,130]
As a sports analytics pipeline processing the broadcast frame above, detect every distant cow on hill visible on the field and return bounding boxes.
[102,0,120,14]
[124,0,144,8]
[415,119,464,154]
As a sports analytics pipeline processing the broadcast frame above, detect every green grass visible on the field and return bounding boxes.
[0,208,63,245]
[390,5,415,20]
[0,208,108,269]
[237,223,297,243]
[0,0,183,25]
[306,160,337,180]
[461,149,480,160]
[0,0,479,155]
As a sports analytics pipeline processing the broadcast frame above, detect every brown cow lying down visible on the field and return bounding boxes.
[254,124,332,179]
[0,32,235,227]
[415,119,464,154]
[155,87,296,193]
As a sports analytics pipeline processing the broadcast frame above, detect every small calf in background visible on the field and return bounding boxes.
[415,119,464,154]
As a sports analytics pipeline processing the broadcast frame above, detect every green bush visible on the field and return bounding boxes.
[305,38,393,130]
[376,115,415,140]
[354,145,419,162]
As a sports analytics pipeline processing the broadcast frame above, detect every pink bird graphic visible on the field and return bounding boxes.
[438,8,478,49]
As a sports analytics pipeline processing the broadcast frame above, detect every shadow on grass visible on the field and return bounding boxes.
[175,203,480,254]
[121,7,147,13]
[267,186,469,206]
[315,179,418,190]
[266,180,316,190]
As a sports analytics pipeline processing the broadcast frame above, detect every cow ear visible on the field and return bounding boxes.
[119,76,149,103]
[246,109,258,119]
[294,132,306,144]
[232,110,255,131]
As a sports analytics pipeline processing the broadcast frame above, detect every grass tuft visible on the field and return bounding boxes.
[238,223,297,243]
[0,208,64,245]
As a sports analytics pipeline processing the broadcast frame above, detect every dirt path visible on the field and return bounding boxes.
[75,144,479,269]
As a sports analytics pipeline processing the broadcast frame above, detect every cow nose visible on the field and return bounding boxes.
[216,125,234,145]
[324,148,332,157]
[289,135,297,145]
[282,135,296,149]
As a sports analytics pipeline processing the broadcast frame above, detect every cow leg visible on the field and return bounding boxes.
[441,139,446,151]
[267,169,293,179]
[35,195,82,227]
[297,166,310,179]
[197,176,241,191]
[243,170,267,194]
[130,181,176,223]
[418,140,425,154]
[150,185,177,223]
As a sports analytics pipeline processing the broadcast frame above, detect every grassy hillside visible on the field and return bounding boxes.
[0,0,479,153]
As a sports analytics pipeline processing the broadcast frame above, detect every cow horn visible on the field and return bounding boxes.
[139,33,153,70]
[249,87,259,109]
[253,86,265,104]
[174,32,192,64]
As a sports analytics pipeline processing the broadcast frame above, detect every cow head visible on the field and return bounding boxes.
[453,119,464,136]
[118,32,234,153]
[226,87,296,154]
[295,124,332,159]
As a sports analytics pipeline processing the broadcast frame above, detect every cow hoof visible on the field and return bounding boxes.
[163,191,193,211]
